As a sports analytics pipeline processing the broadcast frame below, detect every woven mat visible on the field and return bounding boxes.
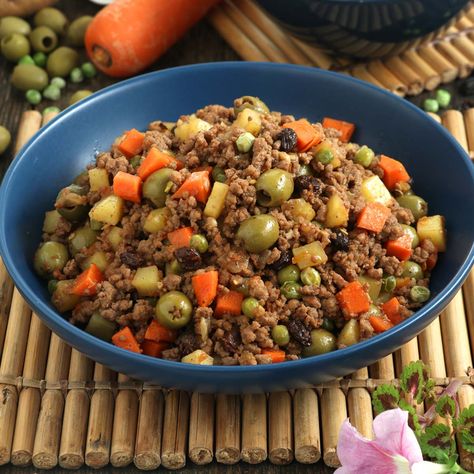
[0,107,473,471]
[209,0,474,97]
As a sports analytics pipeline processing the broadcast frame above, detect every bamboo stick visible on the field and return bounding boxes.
[435,41,473,78]
[289,36,333,69]
[427,112,442,123]
[58,349,93,468]
[350,65,385,89]
[462,108,474,158]
[0,257,14,356]
[134,390,164,470]
[370,354,395,380]
[10,314,50,466]
[85,364,115,469]
[241,393,267,464]
[366,60,407,96]
[384,56,423,95]
[208,7,269,62]
[268,391,293,465]
[294,389,320,463]
[451,35,474,64]
[418,318,446,379]
[457,385,474,471]
[442,110,469,152]
[187,393,214,465]
[401,50,441,90]
[417,44,459,83]
[13,110,42,155]
[215,394,241,464]
[321,388,346,468]
[348,368,373,440]
[110,374,139,467]
[463,270,474,350]
[395,337,420,375]
[161,390,189,470]
[32,334,71,469]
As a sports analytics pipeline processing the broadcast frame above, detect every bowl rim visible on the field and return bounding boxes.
[1,61,473,376]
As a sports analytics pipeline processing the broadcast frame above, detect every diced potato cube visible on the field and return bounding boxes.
[292,241,328,269]
[283,198,316,221]
[52,280,80,313]
[357,275,382,301]
[325,194,349,228]
[88,168,110,191]
[417,215,446,252]
[42,210,62,233]
[174,115,212,141]
[89,195,124,226]
[107,226,123,250]
[144,208,170,233]
[204,182,229,218]
[132,266,161,297]
[361,176,392,206]
[332,155,342,169]
[181,349,214,365]
[233,109,262,136]
[81,251,109,273]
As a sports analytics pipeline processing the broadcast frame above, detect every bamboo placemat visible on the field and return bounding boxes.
[0,108,473,471]
[209,0,474,97]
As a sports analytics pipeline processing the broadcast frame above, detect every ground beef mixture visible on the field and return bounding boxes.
[34,97,445,366]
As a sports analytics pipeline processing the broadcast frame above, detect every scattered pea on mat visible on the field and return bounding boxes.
[43,84,61,101]
[423,98,439,113]
[42,106,61,115]
[81,61,97,78]
[435,89,451,108]
[18,54,34,65]
[50,76,66,89]
[25,89,42,105]
[69,66,84,83]
[32,51,47,67]
[0,125,11,154]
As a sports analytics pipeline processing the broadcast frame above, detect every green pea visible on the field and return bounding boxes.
[33,51,47,67]
[401,261,424,280]
[256,169,294,207]
[0,17,31,39]
[382,275,396,293]
[321,317,335,333]
[129,155,142,169]
[46,46,79,78]
[400,224,420,249]
[410,285,430,303]
[66,15,92,47]
[43,84,60,101]
[435,89,451,108]
[277,264,300,284]
[314,146,333,165]
[190,234,209,254]
[236,131,255,153]
[81,61,97,78]
[396,195,428,221]
[300,267,321,286]
[1,33,30,62]
[70,67,84,83]
[280,281,302,299]
[29,26,57,53]
[69,90,93,106]
[34,241,69,278]
[50,76,66,89]
[85,313,117,342]
[242,297,259,318]
[18,54,34,65]
[272,325,290,346]
[212,166,226,183]
[25,89,42,105]
[166,259,182,276]
[423,98,439,113]
[34,8,68,35]
[354,145,374,167]
[11,64,49,91]
[42,106,61,116]
[0,125,12,154]
[297,164,314,176]
[47,279,58,295]
[303,329,336,356]
[155,291,193,329]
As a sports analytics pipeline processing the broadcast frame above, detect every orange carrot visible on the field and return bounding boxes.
[85,0,220,77]
[137,147,183,181]
[386,233,412,261]
[113,171,142,203]
[261,349,286,363]
[142,340,169,357]
[382,297,403,324]
[369,316,394,333]
[336,281,370,318]
[396,277,412,289]
[144,320,177,343]
[283,119,322,152]
[71,264,103,296]
[192,271,219,307]
[117,128,144,157]
[172,170,211,203]
[112,326,142,353]
[322,117,355,143]
[167,226,193,248]
[356,202,391,233]
[379,155,410,190]
[214,290,244,317]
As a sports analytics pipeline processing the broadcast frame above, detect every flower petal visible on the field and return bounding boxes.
[372,408,423,465]
[336,418,410,474]
[412,461,452,473]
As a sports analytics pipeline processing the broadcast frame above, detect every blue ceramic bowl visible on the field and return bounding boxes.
[256,0,471,58]
[1,62,473,393]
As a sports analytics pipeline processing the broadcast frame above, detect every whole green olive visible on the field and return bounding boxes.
[56,184,89,222]
[396,195,428,221]
[52,279,80,312]
[337,319,360,347]
[0,17,31,39]
[11,64,49,91]
[256,169,294,207]
[29,26,57,52]
[66,15,93,46]
[401,261,424,280]
[143,168,174,207]
[46,46,79,78]
[34,241,69,278]
[400,224,420,249]
[233,95,269,115]
[34,8,69,35]
[0,125,11,154]
[68,226,98,256]
[303,329,336,357]
[69,89,93,106]
[236,214,279,253]
[155,291,193,329]
[1,33,30,62]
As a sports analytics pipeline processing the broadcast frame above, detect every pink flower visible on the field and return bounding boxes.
[335,408,453,474]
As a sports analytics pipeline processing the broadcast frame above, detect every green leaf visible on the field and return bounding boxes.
[419,423,455,463]
[400,360,428,404]
[456,405,474,454]
[436,395,456,418]
[372,384,400,414]
[399,399,421,436]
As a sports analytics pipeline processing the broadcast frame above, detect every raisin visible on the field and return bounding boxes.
[332,229,349,252]
[277,128,297,152]
[294,175,321,195]
[174,247,202,271]
[270,249,292,271]
[120,251,143,269]
[221,325,242,354]
[288,319,312,347]
[178,332,198,357]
